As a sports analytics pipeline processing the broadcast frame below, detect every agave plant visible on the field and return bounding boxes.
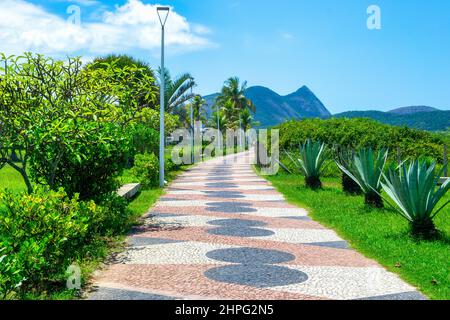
[336,148,388,208]
[288,140,328,189]
[335,146,362,195]
[381,159,449,239]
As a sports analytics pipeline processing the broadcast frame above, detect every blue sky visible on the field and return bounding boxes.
[2,0,450,113]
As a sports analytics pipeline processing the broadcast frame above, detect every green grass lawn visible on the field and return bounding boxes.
[0,164,26,193]
[265,172,450,300]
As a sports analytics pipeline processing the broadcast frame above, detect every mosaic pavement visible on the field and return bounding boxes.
[88,152,426,300]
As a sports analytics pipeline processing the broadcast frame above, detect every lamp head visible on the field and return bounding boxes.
[157,6,170,27]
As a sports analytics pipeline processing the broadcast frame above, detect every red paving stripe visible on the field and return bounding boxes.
[93,264,324,300]
[136,227,377,267]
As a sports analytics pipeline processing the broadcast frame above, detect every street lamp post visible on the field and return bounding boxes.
[190,87,194,164]
[216,104,221,150]
[239,117,243,149]
[157,6,169,188]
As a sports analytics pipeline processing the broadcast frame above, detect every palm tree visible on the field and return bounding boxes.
[88,54,157,110]
[221,99,238,129]
[210,108,227,130]
[190,95,207,122]
[215,77,255,130]
[157,68,196,115]
[240,108,257,130]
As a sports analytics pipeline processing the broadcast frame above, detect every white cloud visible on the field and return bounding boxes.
[0,0,214,57]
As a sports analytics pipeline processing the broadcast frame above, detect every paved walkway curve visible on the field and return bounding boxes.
[88,152,425,300]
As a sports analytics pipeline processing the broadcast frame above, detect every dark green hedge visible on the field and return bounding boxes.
[278,118,446,163]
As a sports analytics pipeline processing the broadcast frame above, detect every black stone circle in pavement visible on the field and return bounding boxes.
[206,202,257,213]
[206,247,295,265]
[206,176,235,181]
[208,219,266,228]
[204,264,308,288]
[207,219,272,237]
[206,182,238,188]
[203,191,245,199]
[208,227,275,237]
[206,170,232,175]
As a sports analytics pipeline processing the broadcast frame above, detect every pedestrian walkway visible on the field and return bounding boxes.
[88,152,425,300]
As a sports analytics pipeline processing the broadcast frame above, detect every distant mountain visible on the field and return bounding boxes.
[204,85,331,127]
[203,93,220,113]
[334,108,450,131]
[204,87,449,131]
[388,106,439,115]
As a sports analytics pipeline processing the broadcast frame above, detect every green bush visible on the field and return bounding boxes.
[0,188,96,297]
[140,108,181,135]
[165,149,183,172]
[29,123,131,201]
[131,153,159,189]
[278,118,445,163]
[92,193,130,236]
[165,156,175,173]
[0,248,24,299]
[128,124,159,163]
[0,53,157,195]
[0,188,134,298]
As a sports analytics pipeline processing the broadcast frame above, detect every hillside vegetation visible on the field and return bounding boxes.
[333,110,450,131]
[278,118,447,162]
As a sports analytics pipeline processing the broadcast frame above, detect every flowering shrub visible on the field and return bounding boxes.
[131,153,159,189]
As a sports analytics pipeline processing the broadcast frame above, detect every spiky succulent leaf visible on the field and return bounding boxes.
[335,148,388,194]
[296,140,328,179]
[381,159,450,223]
